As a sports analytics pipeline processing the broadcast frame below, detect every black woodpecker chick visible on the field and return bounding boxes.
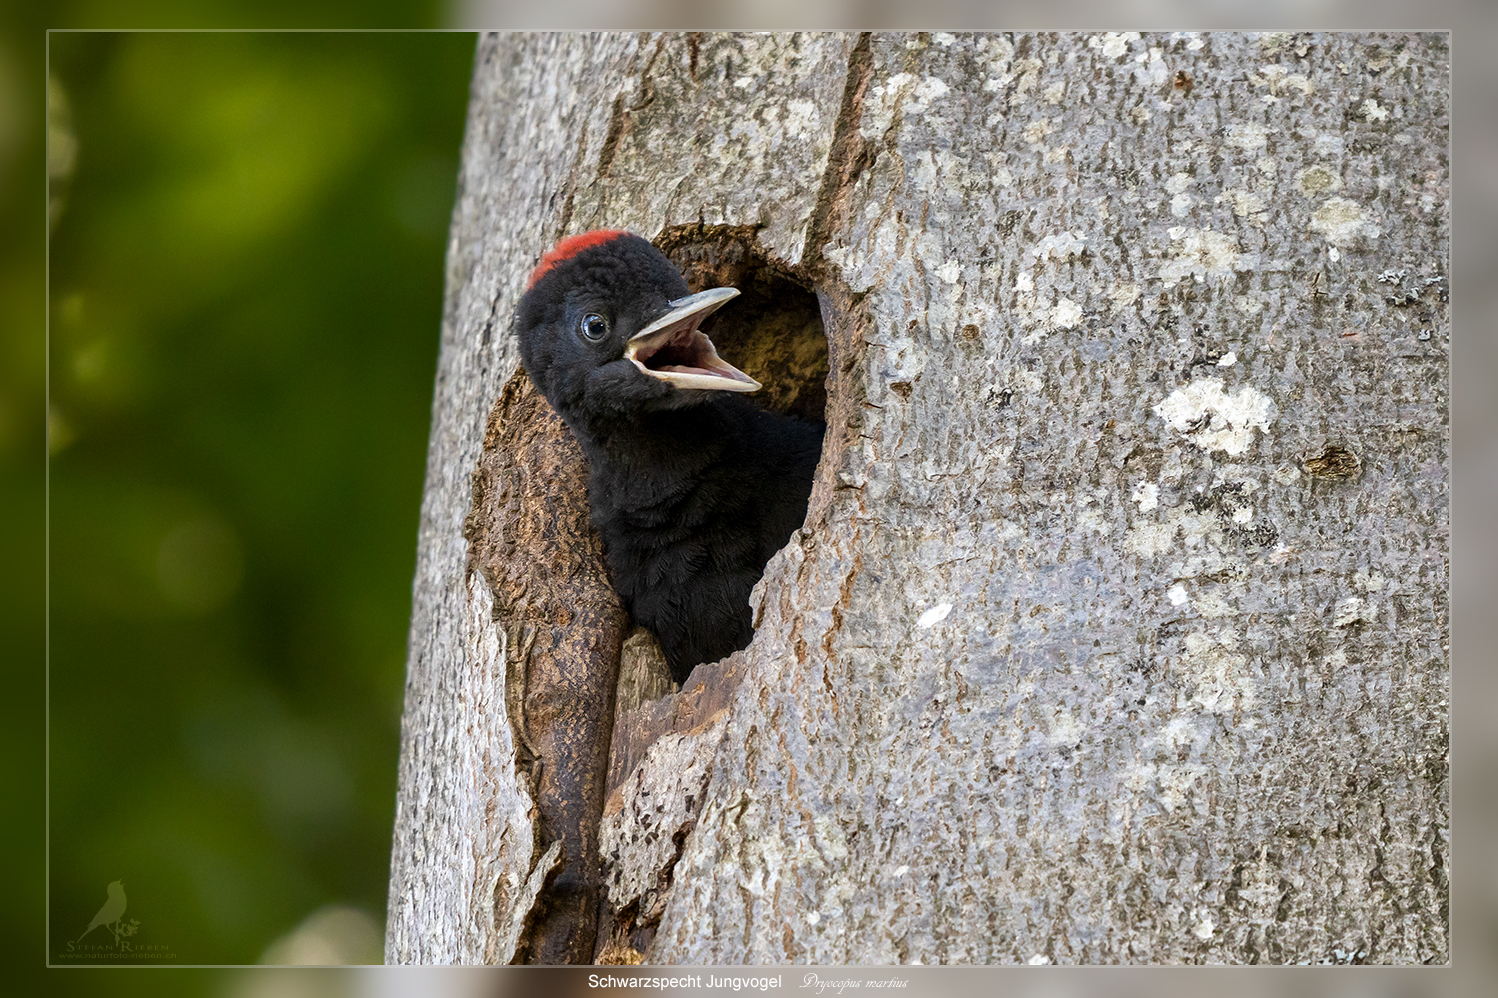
[516,230,823,683]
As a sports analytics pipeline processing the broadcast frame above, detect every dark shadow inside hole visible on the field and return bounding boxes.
[656,226,828,426]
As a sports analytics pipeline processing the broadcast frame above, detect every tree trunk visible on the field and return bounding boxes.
[387,31,1449,965]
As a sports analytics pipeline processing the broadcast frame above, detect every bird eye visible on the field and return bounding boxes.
[579,314,609,342]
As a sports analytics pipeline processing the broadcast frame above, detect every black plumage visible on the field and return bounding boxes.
[516,231,823,683]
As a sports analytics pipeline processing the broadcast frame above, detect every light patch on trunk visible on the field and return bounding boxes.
[1088,31,1140,60]
[1047,712,1086,746]
[1126,760,1210,814]
[1130,482,1159,512]
[916,603,953,629]
[1051,297,1083,328]
[1159,227,1257,283]
[1124,507,1211,559]
[1310,197,1380,246]
[1218,188,1267,224]
[1333,596,1374,627]
[1110,280,1141,307]
[1226,122,1268,151]
[1154,378,1276,455]
[1296,165,1342,195]
[1023,118,1054,144]
[1032,231,1087,262]
[1180,630,1256,713]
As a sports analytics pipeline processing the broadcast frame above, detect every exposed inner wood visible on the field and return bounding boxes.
[464,371,628,965]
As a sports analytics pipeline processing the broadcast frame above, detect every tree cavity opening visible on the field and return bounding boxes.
[655,224,829,427]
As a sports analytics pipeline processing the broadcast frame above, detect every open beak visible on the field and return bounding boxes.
[624,287,761,393]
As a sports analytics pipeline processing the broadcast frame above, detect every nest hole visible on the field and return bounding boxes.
[655,225,828,425]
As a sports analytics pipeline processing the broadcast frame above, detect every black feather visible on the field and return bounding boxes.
[517,232,822,683]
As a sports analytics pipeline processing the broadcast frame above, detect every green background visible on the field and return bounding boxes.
[7,9,475,989]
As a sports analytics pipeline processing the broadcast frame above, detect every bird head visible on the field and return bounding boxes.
[516,231,761,425]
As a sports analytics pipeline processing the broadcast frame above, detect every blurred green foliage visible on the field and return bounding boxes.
[42,28,474,970]
[0,9,49,994]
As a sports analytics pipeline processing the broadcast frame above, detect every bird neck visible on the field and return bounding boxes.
[575,402,729,480]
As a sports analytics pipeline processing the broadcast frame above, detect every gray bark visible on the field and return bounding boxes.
[387,31,1449,965]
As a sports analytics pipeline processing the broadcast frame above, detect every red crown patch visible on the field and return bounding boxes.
[526,229,629,289]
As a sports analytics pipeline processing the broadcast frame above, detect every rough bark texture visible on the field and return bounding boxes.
[388,31,1449,966]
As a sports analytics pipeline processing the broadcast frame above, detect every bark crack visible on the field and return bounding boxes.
[596,94,629,180]
[801,31,875,278]
[554,117,589,240]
